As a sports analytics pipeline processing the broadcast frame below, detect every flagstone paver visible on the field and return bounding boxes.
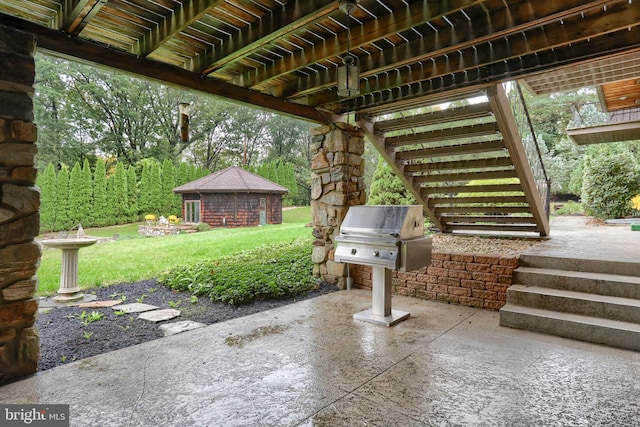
[79,300,122,308]
[111,303,159,313]
[138,309,181,323]
[159,320,206,336]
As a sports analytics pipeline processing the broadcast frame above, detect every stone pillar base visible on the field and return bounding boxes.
[310,123,366,288]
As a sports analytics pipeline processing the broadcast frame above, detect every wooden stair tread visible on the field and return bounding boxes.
[428,195,528,205]
[421,183,524,195]
[413,169,516,184]
[441,215,535,224]
[387,122,499,148]
[434,206,532,214]
[395,139,505,160]
[405,156,512,173]
[375,103,492,132]
[447,223,540,232]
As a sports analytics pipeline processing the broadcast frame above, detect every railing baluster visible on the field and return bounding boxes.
[506,82,551,218]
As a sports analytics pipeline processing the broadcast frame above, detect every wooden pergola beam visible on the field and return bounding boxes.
[1,13,336,125]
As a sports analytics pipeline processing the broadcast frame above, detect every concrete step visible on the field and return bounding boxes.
[519,254,640,277]
[514,267,640,299]
[499,304,640,351]
[507,284,640,324]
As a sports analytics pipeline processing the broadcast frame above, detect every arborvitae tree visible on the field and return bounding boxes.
[92,158,108,227]
[257,163,268,179]
[54,166,72,230]
[138,161,153,215]
[286,163,297,199]
[177,162,188,186]
[38,163,57,232]
[149,162,163,216]
[112,162,129,224]
[160,159,176,216]
[81,158,94,226]
[268,161,277,183]
[283,162,297,207]
[196,166,209,179]
[68,161,84,226]
[185,163,196,184]
[368,156,416,205]
[126,166,138,221]
[105,176,116,226]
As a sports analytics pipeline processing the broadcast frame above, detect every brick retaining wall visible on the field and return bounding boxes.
[350,252,518,310]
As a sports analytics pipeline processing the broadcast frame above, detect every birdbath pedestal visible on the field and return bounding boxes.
[41,238,98,302]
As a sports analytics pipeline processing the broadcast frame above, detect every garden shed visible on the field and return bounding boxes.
[173,166,288,227]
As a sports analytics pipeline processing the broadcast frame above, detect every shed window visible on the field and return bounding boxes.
[185,200,201,223]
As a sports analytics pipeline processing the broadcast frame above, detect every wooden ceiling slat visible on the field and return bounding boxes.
[233,0,487,90]
[298,0,631,106]
[320,7,640,114]
[60,0,105,34]
[137,0,225,57]
[281,0,614,100]
[197,1,337,76]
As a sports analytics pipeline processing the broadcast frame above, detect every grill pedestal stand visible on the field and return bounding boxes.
[354,265,409,327]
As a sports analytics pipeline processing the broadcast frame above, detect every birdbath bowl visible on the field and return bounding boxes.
[41,236,98,302]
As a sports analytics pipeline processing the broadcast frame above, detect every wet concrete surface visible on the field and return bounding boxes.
[3,216,640,425]
[2,284,639,426]
[526,216,640,264]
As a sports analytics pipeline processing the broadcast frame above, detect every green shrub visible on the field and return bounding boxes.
[368,156,417,205]
[581,143,640,220]
[195,222,211,232]
[159,239,317,305]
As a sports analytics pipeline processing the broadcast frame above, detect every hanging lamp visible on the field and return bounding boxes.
[337,0,360,98]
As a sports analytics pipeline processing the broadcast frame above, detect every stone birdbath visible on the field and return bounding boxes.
[41,225,98,302]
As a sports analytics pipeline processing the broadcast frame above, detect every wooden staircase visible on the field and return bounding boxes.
[358,84,549,236]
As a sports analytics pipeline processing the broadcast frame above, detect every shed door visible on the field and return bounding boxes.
[259,197,266,225]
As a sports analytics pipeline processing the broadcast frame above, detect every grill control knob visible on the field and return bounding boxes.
[373,250,380,257]
[351,248,357,255]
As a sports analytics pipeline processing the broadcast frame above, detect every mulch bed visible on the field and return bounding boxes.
[36,280,338,371]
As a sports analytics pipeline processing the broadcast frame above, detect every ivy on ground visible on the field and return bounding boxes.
[159,239,317,305]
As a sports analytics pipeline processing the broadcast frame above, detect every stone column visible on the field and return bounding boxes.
[310,123,365,288]
[0,25,40,384]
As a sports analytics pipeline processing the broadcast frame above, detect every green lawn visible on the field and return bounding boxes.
[37,206,313,296]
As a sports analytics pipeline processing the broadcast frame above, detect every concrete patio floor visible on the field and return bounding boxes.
[1,289,639,426]
[2,216,640,426]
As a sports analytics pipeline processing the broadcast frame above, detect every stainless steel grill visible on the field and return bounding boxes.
[335,205,432,326]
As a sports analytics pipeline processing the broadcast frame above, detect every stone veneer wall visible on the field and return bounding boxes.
[350,253,518,310]
[0,25,40,384]
[310,123,365,288]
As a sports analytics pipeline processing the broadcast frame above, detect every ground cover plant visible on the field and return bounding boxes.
[159,239,315,304]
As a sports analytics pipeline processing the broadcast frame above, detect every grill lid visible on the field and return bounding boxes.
[339,205,425,240]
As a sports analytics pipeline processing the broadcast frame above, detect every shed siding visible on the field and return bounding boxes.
[183,192,283,227]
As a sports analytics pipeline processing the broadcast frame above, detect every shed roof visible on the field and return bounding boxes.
[173,166,288,194]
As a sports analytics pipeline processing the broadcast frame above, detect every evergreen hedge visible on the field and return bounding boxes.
[38,160,203,232]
